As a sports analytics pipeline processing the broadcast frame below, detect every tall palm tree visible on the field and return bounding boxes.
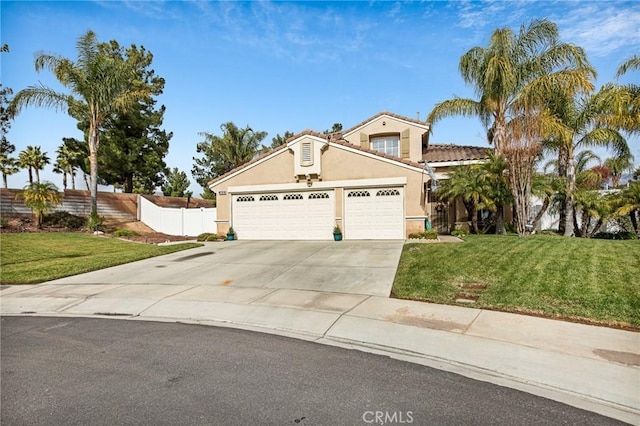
[15,181,62,228]
[10,30,149,215]
[427,19,594,156]
[17,145,49,184]
[614,54,640,135]
[544,86,631,236]
[0,154,19,188]
[480,153,512,234]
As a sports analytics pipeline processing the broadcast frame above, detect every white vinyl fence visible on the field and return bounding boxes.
[140,196,217,236]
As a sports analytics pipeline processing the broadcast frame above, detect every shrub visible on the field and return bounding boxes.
[86,211,105,232]
[112,229,140,237]
[408,230,438,240]
[0,217,7,228]
[43,211,85,229]
[451,229,468,238]
[197,232,220,242]
[593,231,637,240]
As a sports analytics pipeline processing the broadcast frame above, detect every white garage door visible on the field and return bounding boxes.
[344,188,404,239]
[232,191,334,240]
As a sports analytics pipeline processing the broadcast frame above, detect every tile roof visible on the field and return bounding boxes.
[423,144,492,163]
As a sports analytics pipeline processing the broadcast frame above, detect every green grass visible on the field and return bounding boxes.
[0,233,202,284]
[393,235,640,328]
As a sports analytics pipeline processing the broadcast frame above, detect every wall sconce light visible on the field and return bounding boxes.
[306,174,312,187]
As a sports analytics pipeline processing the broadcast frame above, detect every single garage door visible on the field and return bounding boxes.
[344,188,404,239]
[232,190,334,240]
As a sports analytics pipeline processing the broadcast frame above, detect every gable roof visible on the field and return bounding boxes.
[341,111,430,137]
[423,144,491,163]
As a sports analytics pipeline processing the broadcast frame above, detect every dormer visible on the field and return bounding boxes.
[341,112,430,162]
[287,133,329,182]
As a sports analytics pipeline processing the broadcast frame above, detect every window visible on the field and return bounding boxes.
[347,190,370,197]
[370,135,399,157]
[309,192,329,199]
[236,196,255,202]
[376,189,400,196]
[283,193,303,200]
[259,195,278,201]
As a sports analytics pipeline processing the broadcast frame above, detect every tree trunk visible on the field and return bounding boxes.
[124,173,134,193]
[563,150,576,237]
[470,206,479,234]
[69,166,76,190]
[630,211,639,235]
[88,123,100,215]
[35,168,40,183]
[28,167,33,184]
[530,196,550,232]
[557,147,568,235]
[573,208,581,237]
[62,171,67,190]
[495,203,506,234]
[2,174,7,189]
[588,218,603,238]
[492,114,506,156]
[580,209,590,237]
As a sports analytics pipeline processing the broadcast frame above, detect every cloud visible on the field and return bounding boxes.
[556,5,640,57]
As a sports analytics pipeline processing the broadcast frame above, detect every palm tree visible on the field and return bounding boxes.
[10,30,149,215]
[614,54,640,135]
[0,154,19,188]
[53,140,82,190]
[218,122,268,168]
[427,19,594,156]
[17,145,49,184]
[436,165,494,234]
[544,86,631,236]
[15,181,62,228]
[604,155,634,188]
[480,153,512,234]
[614,181,640,234]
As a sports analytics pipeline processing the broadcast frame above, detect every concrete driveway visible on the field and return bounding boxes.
[47,240,404,297]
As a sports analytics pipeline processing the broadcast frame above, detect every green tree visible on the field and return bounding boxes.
[544,86,631,236]
[0,154,19,188]
[480,153,512,234]
[192,122,267,197]
[615,181,640,234]
[427,19,594,156]
[10,30,150,215]
[53,139,84,190]
[269,130,295,149]
[15,181,62,228]
[614,54,640,135]
[436,165,494,234]
[18,146,50,184]
[323,123,343,134]
[603,155,634,188]
[91,42,171,193]
[162,167,190,197]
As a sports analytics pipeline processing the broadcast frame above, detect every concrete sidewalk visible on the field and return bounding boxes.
[1,281,638,424]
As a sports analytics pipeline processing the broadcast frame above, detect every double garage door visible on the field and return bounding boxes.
[231,187,404,240]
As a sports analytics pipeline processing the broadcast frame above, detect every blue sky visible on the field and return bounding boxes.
[2,0,639,195]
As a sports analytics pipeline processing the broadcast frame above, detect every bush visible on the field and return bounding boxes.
[408,230,438,240]
[86,211,105,232]
[0,217,7,228]
[43,211,85,229]
[112,229,140,237]
[593,231,637,240]
[451,229,468,238]
[197,232,220,242]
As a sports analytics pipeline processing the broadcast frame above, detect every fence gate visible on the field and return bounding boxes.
[429,192,449,234]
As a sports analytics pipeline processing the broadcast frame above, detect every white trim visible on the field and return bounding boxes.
[342,114,430,138]
[228,177,407,194]
[330,142,425,173]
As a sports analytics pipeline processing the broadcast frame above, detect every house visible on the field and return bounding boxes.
[208,111,490,240]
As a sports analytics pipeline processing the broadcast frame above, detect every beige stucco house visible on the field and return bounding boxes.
[208,111,490,240]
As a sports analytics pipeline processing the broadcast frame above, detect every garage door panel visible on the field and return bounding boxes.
[232,191,334,240]
[344,188,404,240]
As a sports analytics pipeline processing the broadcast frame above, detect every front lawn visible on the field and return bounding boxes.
[393,235,640,329]
[0,233,202,284]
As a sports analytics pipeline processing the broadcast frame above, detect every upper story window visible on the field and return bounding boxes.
[370,135,399,157]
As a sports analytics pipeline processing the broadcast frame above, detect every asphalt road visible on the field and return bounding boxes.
[1,317,623,426]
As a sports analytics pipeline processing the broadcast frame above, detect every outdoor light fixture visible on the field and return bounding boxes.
[418,160,438,191]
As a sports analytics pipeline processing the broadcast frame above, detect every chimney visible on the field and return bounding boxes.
[416,112,420,121]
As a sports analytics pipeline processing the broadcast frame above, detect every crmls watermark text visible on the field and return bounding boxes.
[362,410,414,424]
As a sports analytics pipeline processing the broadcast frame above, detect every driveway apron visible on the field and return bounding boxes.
[45,240,405,297]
